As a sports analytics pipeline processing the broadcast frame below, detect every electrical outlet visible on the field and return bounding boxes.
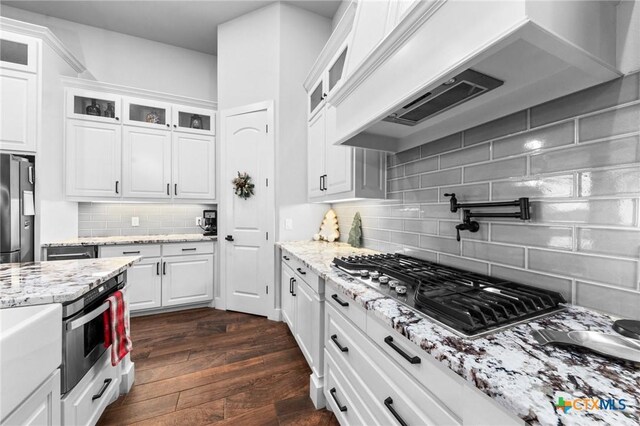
[196,217,202,226]
[131,217,139,227]
[284,218,293,230]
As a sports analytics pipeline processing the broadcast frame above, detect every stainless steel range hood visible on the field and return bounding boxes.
[383,69,503,127]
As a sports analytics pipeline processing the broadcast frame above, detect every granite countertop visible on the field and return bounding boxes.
[41,233,217,248]
[277,240,640,426]
[0,257,140,308]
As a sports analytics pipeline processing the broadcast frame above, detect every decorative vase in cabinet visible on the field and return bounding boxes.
[86,99,101,116]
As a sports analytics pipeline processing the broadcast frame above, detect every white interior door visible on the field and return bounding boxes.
[122,126,171,199]
[221,102,274,317]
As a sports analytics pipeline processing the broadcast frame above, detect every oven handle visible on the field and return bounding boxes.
[66,301,110,331]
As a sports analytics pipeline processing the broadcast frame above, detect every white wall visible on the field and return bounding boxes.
[0,5,217,100]
[218,2,330,241]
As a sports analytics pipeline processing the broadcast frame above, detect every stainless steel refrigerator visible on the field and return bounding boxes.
[0,153,35,263]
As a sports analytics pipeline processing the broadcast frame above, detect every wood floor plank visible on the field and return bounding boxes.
[98,308,336,425]
[98,393,179,425]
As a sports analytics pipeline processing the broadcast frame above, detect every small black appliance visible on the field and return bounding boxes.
[201,209,217,236]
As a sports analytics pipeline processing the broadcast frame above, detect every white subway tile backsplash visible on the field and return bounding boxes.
[333,72,640,318]
[78,202,214,237]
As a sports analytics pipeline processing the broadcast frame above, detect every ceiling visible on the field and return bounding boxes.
[1,1,343,55]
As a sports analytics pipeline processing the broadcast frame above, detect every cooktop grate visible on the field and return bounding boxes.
[333,253,566,338]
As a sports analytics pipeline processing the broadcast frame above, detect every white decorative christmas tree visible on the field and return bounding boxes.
[313,209,340,242]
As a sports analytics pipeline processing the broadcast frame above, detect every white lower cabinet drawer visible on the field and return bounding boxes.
[62,349,120,426]
[366,314,465,419]
[162,241,214,256]
[326,302,461,426]
[99,244,161,259]
[326,279,367,331]
[324,350,377,426]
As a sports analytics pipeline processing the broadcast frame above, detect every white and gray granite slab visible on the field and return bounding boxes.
[41,233,217,248]
[277,240,640,426]
[0,257,140,308]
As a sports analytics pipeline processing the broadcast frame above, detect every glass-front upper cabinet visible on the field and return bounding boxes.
[328,46,348,93]
[309,79,325,117]
[122,96,172,130]
[66,88,122,123]
[172,105,215,135]
[0,32,38,73]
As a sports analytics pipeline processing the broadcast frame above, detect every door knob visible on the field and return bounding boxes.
[225,235,234,242]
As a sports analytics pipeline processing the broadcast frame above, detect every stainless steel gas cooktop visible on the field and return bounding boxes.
[333,253,566,339]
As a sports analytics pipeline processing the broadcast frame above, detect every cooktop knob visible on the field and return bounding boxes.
[379,276,389,284]
[395,285,407,294]
[370,271,380,280]
[359,270,370,277]
[389,280,399,288]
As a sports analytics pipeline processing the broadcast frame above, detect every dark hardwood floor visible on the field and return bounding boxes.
[98,308,338,426]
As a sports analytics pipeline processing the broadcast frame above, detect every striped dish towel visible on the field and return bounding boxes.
[103,289,133,366]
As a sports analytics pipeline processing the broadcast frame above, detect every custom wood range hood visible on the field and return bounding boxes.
[328,0,623,153]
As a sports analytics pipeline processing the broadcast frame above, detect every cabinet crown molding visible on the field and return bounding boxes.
[0,16,86,73]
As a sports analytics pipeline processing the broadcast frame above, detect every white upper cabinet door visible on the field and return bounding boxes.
[324,129,352,196]
[122,96,172,130]
[172,105,215,135]
[162,254,214,307]
[0,69,37,153]
[172,133,216,200]
[65,119,122,198]
[308,78,326,119]
[126,257,162,312]
[66,88,122,124]
[122,126,172,199]
[307,108,326,199]
[0,32,39,73]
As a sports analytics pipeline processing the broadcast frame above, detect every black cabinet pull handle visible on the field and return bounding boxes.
[166,123,170,128]
[384,397,408,426]
[283,255,290,261]
[296,267,306,275]
[182,248,197,251]
[163,262,167,275]
[167,183,170,195]
[122,250,140,254]
[322,174,328,191]
[331,294,349,307]
[115,117,120,121]
[173,124,177,128]
[331,334,348,352]
[225,235,234,242]
[291,278,296,297]
[92,378,112,401]
[329,387,347,412]
[156,262,160,276]
[115,180,119,194]
[384,336,421,364]
[174,183,178,195]
[319,175,323,191]
[289,277,293,294]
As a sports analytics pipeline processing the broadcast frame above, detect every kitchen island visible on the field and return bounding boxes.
[0,256,140,308]
[278,240,640,426]
[0,256,139,425]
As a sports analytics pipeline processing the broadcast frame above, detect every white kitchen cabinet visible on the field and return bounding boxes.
[162,253,215,307]
[280,254,325,408]
[65,87,121,124]
[64,82,216,202]
[1,370,60,426]
[122,96,172,130]
[172,105,215,135]
[281,264,296,331]
[0,31,39,73]
[65,119,122,198]
[172,132,216,200]
[126,257,162,311]
[122,126,172,199]
[100,242,215,313]
[0,69,37,153]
